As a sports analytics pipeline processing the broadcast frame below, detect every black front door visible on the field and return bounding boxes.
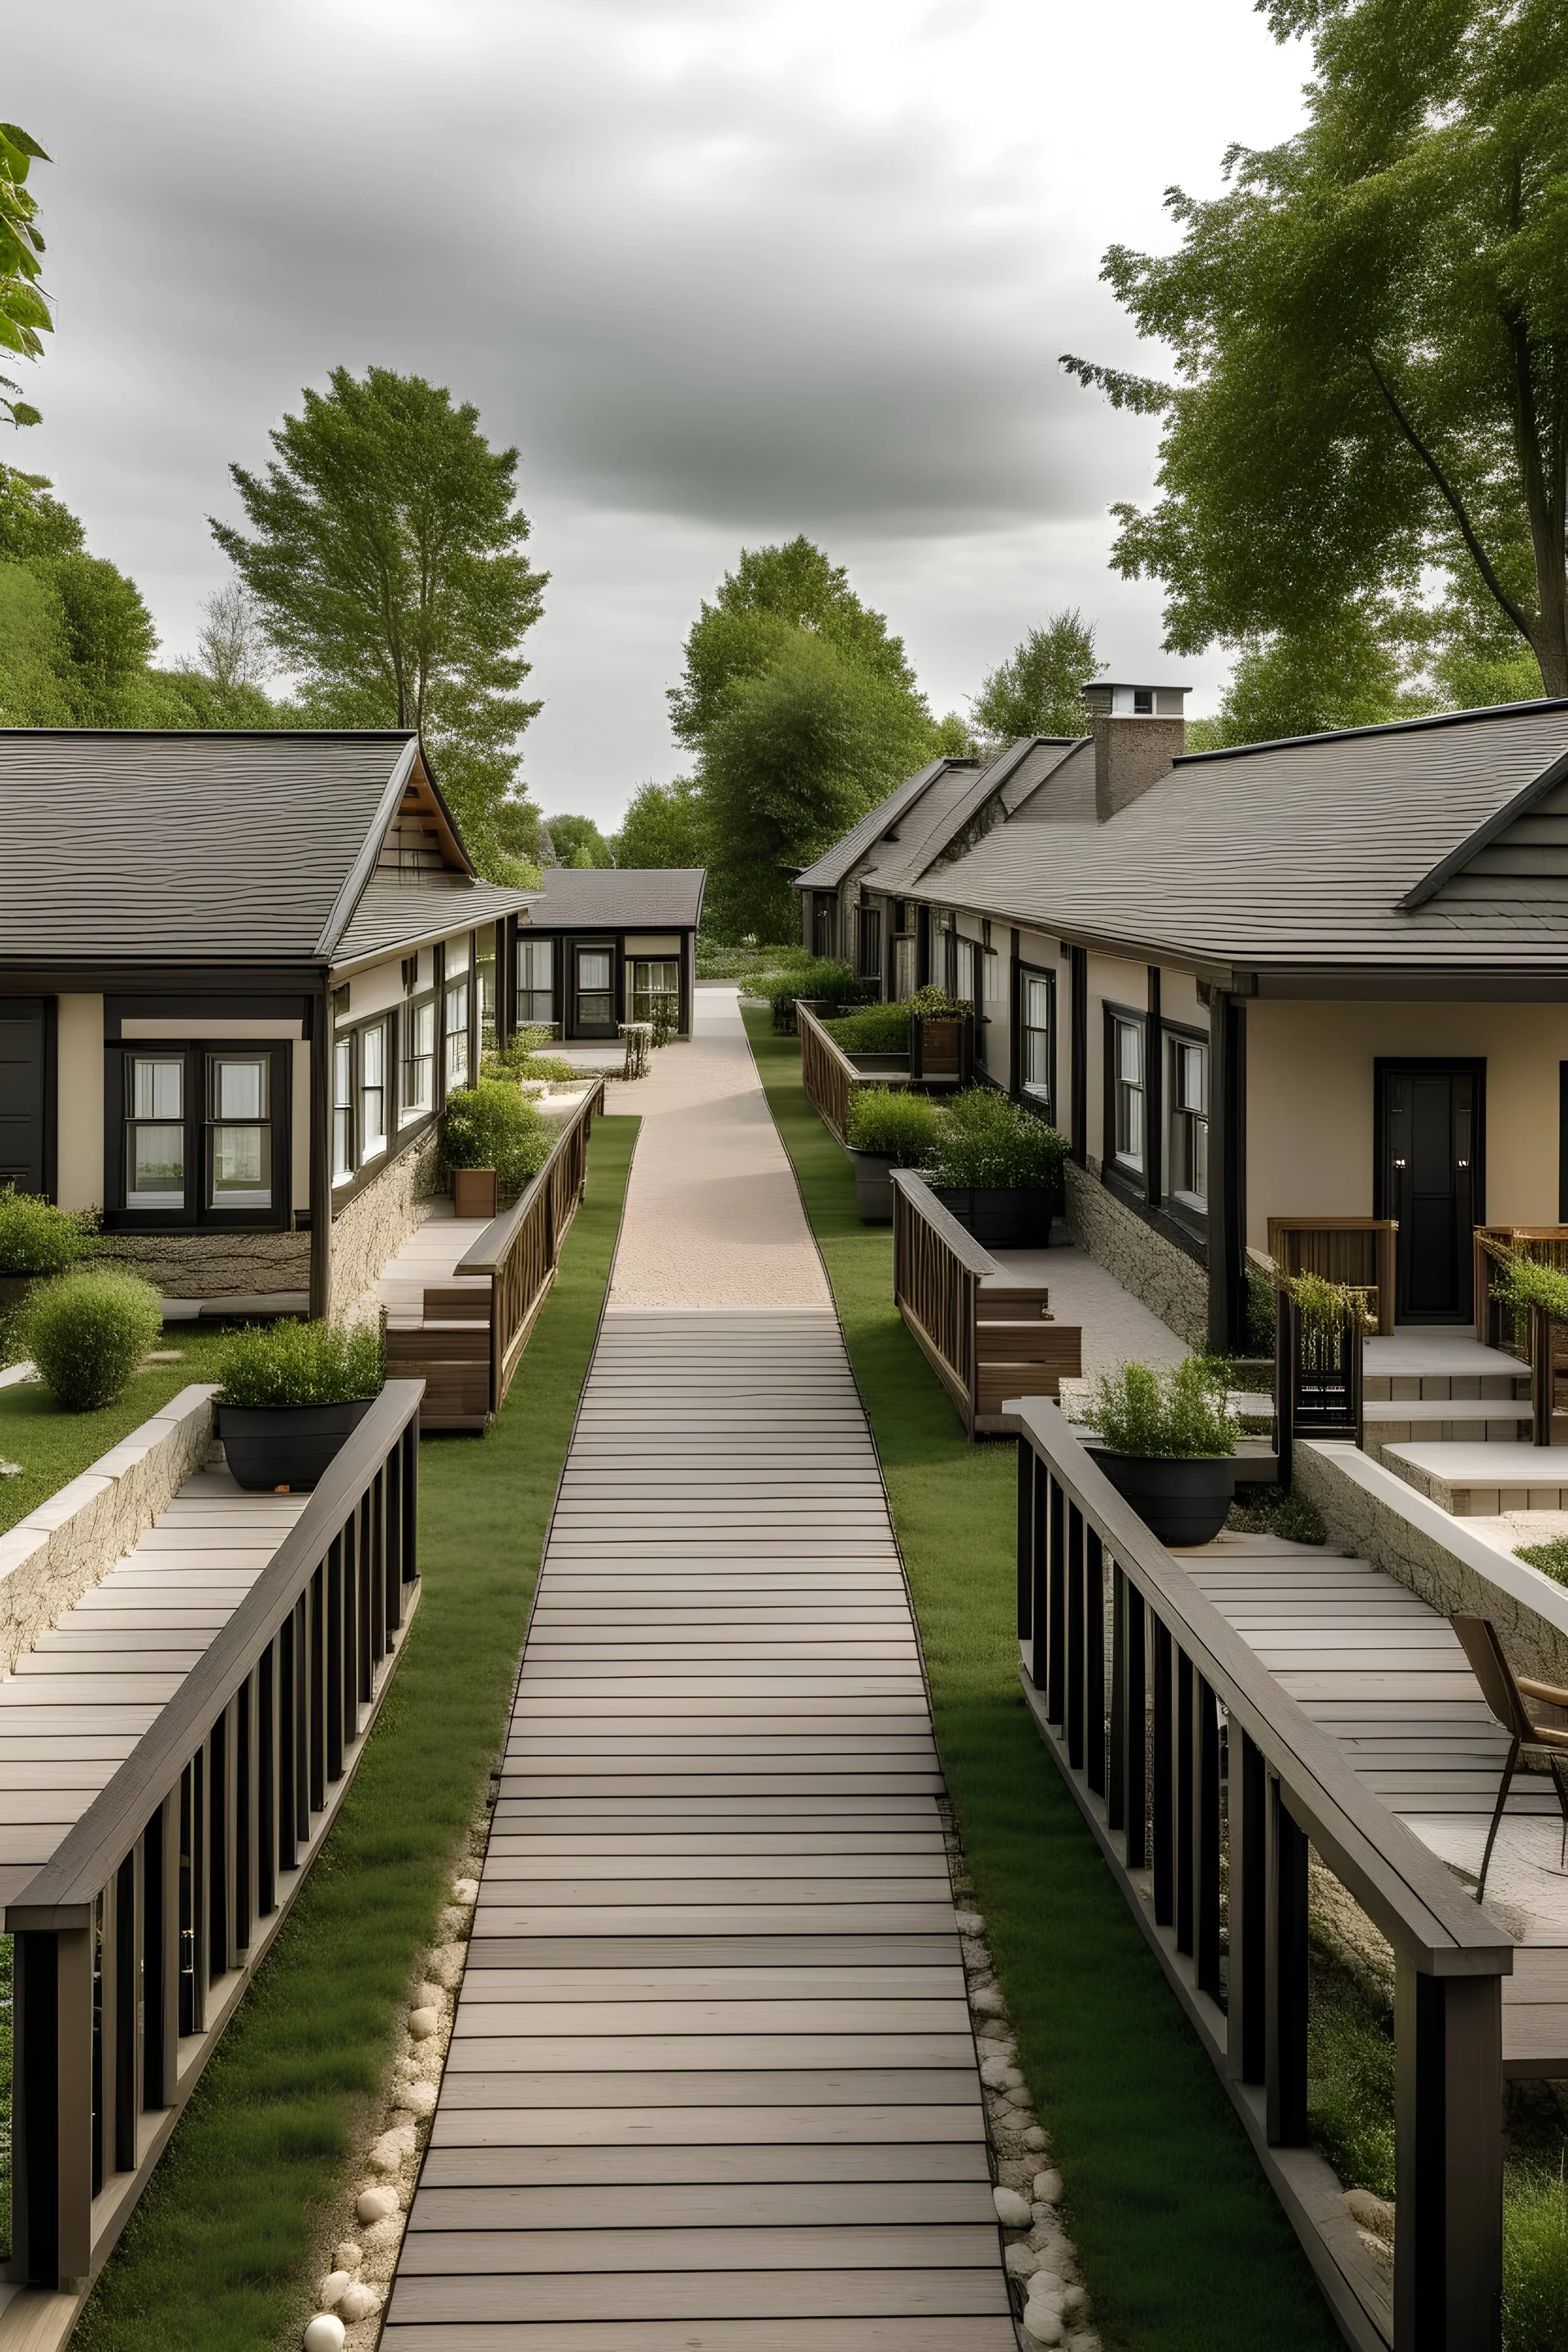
[1378,1062,1482,1324]
[0,998,47,1191]
[571,943,617,1039]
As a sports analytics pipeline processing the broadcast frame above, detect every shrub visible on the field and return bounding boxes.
[824,1000,914,1053]
[483,1030,581,1085]
[0,1185,97,1276]
[1494,1251,1568,1325]
[760,957,858,1014]
[924,1088,1067,1190]
[216,1316,385,1408]
[1503,2165,1568,2352]
[649,996,680,1048]
[845,1087,944,1165]
[22,1269,163,1412]
[1283,1267,1377,1338]
[1227,1483,1326,1544]
[1516,1536,1568,1587]
[1081,1357,1240,1459]
[437,1080,552,1197]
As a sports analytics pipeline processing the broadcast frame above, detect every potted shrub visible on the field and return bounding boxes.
[924,1089,1067,1247]
[21,1268,163,1411]
[762,958,858,1033]
[215,1317,385,1492]
[844,1088,944,1221]
[438,1080,553,1216]
[0,1184,97,1316]
[1080,1358,1241,1545]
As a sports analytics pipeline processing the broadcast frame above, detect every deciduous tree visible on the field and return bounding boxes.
[1065,0,1568,695]
[0,122,50,430]
[970,610,1098,746]
[613,777,707,869]
[544,812,613,868]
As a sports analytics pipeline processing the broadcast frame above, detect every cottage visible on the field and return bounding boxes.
[0,728,539,1320]
[797,687,1568,1350]
[513,864,706,1042]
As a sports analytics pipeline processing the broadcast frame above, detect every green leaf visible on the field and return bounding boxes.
[0,125,51,163]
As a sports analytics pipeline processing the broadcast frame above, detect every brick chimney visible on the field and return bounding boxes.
[1081,680,1188,821]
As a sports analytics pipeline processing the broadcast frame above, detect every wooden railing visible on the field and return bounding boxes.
[456,1078,602,1419]
[892,1171,1080,1439]
[5,1382,423,2301]
[1267,1216,1398,1337]
[1012,1396,1511,2352]
[1275,1290,1365,1469]
[1474,1228,1568,1444]
[798,1002,901,1144]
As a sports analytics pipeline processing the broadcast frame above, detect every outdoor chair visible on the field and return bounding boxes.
[1450,1614,1568,1901]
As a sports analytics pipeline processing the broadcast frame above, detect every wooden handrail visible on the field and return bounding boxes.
[455,1080,604,1276]
[1267,1216,1398,1337]
[1012,1395,1506,2352]
[892,1171,1080,1439]
[891,1167,995,1276]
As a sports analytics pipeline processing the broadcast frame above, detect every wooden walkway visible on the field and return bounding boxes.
[385,1307,1013,2350]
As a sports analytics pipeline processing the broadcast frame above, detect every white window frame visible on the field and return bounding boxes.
[402,996,436,1120]
[1019,969,1054,1115]
[1110,1013,1146,1175]
[1167,1034,1209,1213]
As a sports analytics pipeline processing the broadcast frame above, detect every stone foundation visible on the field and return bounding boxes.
[0,1384,216,1673]
[100,1230,310,1300]
[1295,1437,1568,1690]
[331,1130,442,1320]
[1063,1160,1209,1350]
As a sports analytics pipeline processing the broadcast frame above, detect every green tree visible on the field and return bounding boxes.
[212,366,549,865]
[670,535,928,751]
[1065,0,1568,694]
[544,812,613,868]
[1193,606,1431,748]
[970,610,1098,745]
[0,122,50,430]
[0,474,167,725]
[702,632,930,941]
[613,776,707,869]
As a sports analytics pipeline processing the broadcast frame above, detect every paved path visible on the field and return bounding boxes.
[385,1000,1013,2348]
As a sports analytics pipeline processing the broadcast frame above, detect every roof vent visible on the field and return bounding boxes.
[1080,679,1189,819]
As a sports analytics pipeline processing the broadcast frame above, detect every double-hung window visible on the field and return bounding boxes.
[475,929,498,1057]
[1110,1014,1146,1174]
[1019,972,1054,1113]
[359,1023,388,1161]
[118,1043,287,1225]
[333,1036,354,1181]
[403,1000,435,1118]
[444,979,470,1093]
[631,958,679,1026]
[856,905,882,982]
[517,937,555,1028]
[1168,1036,1209,1211]
[126,1056,185,1209]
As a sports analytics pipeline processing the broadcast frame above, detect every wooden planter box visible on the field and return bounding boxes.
[452,1167,499,1218]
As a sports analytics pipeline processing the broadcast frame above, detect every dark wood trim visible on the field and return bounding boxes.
[41,993,58,1203]
[0,965,323,998]
[1207,989,1247,1350]
[308,991,332,1319]
[1145,966,1163,1209]
[1008,929,1022,1098]
[1560,1063,1568,1223]
[1068,944,1088,1163]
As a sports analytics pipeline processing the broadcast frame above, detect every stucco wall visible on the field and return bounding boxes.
[330,1126,441,1319]
[1245,998,1568,1250]
[56,992,105,1210]
[1064,1158,1208,1348]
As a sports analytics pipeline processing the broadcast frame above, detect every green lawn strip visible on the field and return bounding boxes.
[72,1115,638,2352]
[741,1008,1337,2352]
[0,1322,238,1538]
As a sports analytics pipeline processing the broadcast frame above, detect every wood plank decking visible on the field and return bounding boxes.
[385,1307,1014,2350]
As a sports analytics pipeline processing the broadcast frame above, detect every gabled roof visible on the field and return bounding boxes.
[792,760,978,891]
[0,729,537,969]
[860,699,1568,970]
[860,738,1085,893]
[334,873,541,967]
[526,866,706,930]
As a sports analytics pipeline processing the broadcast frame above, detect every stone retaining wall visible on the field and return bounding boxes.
[100,1231,310,1299]
[1296,1437,1568,1689]
[0,1383,216,1674]
[331,1131,441,1321]
[1063,1160,1209,1350]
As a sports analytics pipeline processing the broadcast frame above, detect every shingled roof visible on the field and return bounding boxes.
[0,729,537,969]
[792,760,976,891]
[856,702,1568,973]
[526,866,706,929]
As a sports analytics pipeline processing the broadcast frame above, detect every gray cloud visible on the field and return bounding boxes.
[11,0,1307,813]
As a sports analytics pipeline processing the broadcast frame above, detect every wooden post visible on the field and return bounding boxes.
[1176,1652,1195,1956]
[1085,1529,1107,1799]
[1046,1475,1066,1726]
[1207,987,1247,1352]
[1228,1731,1267,2084]
[114,1850,140,2172]
[1066,1502,1085,1771]
[1152,1616,1174,1927]
[1395,1960,1503,2352]
[1016,1441,1035,1654]
[1145,965,1163,1209]
[1123,1583,1147,1872]
[1068,946,1088,1165]
[1265,1780,1309,2145]
[56,1925,93,2282]
[143,1792,180,2109]
[308,984,332,1321]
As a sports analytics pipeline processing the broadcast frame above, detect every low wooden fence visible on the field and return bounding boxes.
[1267,1216,1398,1337]
[1274,1290,1365,1470]
[389,1082,602,1431]
[1013,1394,1511,2352]
[892,1170,1080,1439]
[798,1002,902,1145]
[5,1382,423,2305]
[1473,1227,1568,1444]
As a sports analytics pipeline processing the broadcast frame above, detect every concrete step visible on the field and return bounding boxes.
[1383,1441,1568,1517]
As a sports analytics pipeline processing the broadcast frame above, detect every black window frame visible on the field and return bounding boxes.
[106,1040,293,1233]
[399,991,439,1125]
[516,933,559,1032]
[1164,1020,1210,1219]
[856,903,883,982]
[1102,1004,1148,1183]
[1016,963,1056,1120]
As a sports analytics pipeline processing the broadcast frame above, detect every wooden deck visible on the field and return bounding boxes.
[385,1307,1013,2350]
[0,1470,305,1909]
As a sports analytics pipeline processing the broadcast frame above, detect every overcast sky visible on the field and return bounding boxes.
[12,0,1309,825]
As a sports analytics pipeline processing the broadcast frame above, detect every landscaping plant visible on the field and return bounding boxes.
[483,1027,579,1085]
[1081,1357,1240,1459]
[1514,1536,1568,1588]
[0,1184,96,1275]
[844,1086,943,1165]
[1493,1252,1568,1328]
[22,1269,163,1412]
[924,1087,1067,1191]
[216,1317,385,1410]
[822,999,916,1052]
[1281,1267,1377,1339]
[437,1079,551,1197]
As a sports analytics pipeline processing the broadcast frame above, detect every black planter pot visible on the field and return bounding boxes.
[1089,1450,1236,1547]
[217,1398,373,1493]
[849,1149,895,1223]
[929,1183,1064,1250]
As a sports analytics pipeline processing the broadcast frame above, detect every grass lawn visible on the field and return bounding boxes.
[0,1321,240,1538]
[741,1008,1339,2352]
[70,1114,638,2352]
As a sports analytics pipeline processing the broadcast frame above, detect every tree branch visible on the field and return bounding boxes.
[1364,346,1538,648]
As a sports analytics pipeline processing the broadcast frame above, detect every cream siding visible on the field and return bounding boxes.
[56,995,104,1211]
